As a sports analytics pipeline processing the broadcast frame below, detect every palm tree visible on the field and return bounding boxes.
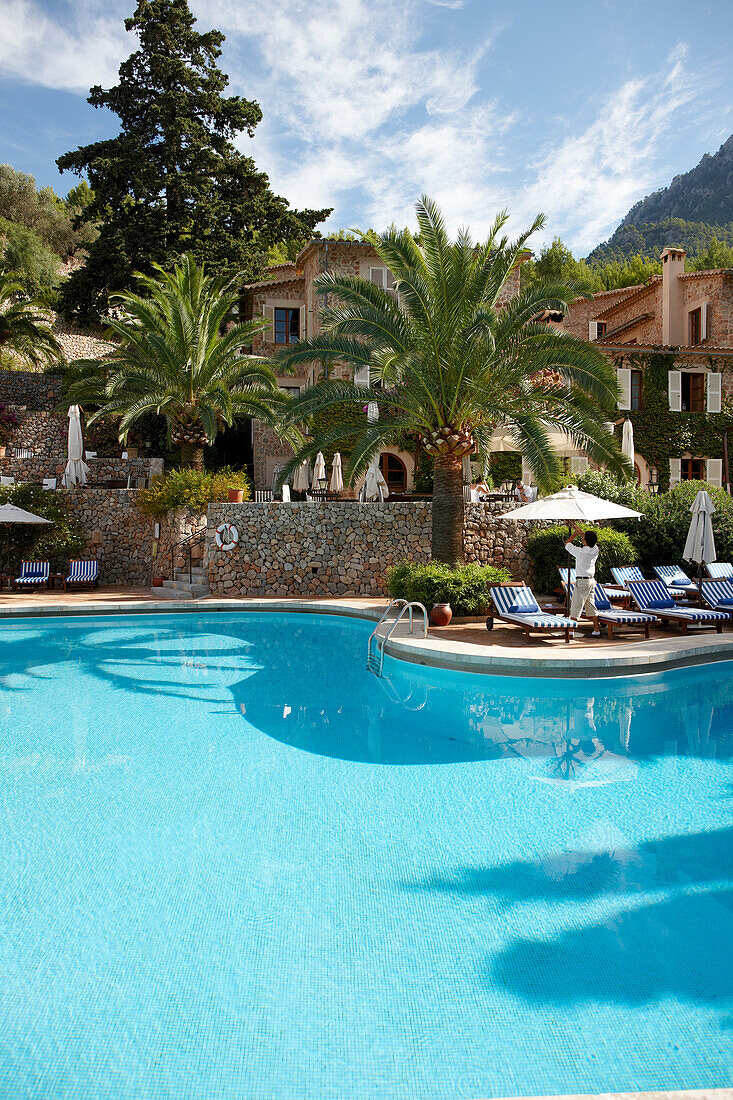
[277,199,629,563]
[0,275,61,368]
[66,254,289,468]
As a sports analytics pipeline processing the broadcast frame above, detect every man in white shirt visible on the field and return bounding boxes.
[565,523,601,637]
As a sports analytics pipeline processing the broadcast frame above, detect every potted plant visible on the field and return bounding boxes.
[228,486,244,503]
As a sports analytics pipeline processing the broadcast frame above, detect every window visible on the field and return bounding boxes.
[596,321,607,338]
[681,371,705,412]
[379,453,407,493]
[689,308,701,346]
[682,458,705,481]
[369,267,396,298]
[630,369,642,410]
[274,308,300,344]
[279,384,301,395]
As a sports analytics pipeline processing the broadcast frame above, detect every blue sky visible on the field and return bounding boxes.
[0,0,731,256]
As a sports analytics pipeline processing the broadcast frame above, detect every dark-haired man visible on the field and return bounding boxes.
[565,524,601,637]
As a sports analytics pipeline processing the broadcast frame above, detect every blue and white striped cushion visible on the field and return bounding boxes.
[700,579,733,610]
[490,585,540,615]
[505,612,576,628]
[629,580,729,621]
[706,562,733,579]
[597,610,658,625]
[15,561,49,583]
[654,565,695,588]
[66,560,98,583]
[611,566,645,587]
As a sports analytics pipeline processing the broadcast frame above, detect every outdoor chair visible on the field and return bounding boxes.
[653,565,698,594]
[63,560,99,590]
[706,562,733,580]
[0,475,14,486]
[13,447,33,459]
[612,564,687,599]
[42,478,57,491]
[488,584,577,643]
[627,580,729,634]
[14,561,50,590]
[281,484,291,502]
[558,567,627,604]
[569,581,658,640]
[700,579,733,613]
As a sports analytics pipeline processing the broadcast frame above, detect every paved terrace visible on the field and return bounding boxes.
[2,587,733,677]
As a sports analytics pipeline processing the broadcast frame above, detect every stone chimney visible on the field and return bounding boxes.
[661,247,686,345]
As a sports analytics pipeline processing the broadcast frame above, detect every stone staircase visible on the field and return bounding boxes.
[153,566,209,600]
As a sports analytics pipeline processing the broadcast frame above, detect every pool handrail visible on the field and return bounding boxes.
[367,599,428,677]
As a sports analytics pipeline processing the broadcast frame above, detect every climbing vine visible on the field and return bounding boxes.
[610,348,733,489]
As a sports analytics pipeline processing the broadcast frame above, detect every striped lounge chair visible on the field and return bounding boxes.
[14,561,50,590]
[653,565,698,596]
[612,565,687,599]
[706,562,733,580]
[569,581,658,640]
[627,580,729,634]
[64,560,98,589]
[700,579,733,612]
[488,585,577,643]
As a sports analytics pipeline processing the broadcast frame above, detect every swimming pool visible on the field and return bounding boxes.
[1,611,731,1098]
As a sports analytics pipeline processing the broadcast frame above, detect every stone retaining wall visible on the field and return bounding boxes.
[1,453,163,487]
[207,500,534,597]
[0,370,62,409]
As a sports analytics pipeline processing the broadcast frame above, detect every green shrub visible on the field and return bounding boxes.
[0,482,84,571]
[526,525,637,594]
[488,452,521,486]
[136,466,251,517]
[385,560,511,616]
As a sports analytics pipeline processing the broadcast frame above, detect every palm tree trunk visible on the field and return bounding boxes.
[431,453,465,564]
[181,443,205,469]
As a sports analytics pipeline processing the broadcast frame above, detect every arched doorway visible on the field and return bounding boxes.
[379,453,407,494]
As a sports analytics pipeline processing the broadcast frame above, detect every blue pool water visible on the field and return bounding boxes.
[1,611,732,1099]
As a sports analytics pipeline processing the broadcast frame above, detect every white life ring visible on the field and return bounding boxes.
[215,522,239,551]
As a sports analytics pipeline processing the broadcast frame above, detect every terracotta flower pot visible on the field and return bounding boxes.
[430,602,453,627]
[0,446,5,458]
[228,488,244,503]
[152,576,164,587]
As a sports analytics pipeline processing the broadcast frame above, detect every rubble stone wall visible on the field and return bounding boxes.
[0,370,62,409]
[206,499,535,597]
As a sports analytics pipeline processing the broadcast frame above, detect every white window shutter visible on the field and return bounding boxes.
[354,365,370,387]
[588,321,598,340]
[707,459,723,487]
[707,371,722,413]
[263,305,275,344]
[369,267,384,287]
[669,458,681,488]
[668,370,682,411]
[702,303,710,340]
[299,306,306,342]
[617,367,631,410]
[570,456,589,475]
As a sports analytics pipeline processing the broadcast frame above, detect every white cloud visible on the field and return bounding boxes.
[0,0,131,92]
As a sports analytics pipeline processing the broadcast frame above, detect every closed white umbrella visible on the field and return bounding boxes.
[621,418,634,466]
[683,489,716,571]
[312,452,326,489]
[329,452,344,493]
[362,465,388,501]
[62,405,89,488]
[502,486,643,615]
[293,460,310,493]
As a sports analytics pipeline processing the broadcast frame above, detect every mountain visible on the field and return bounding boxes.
[586,135,733,264]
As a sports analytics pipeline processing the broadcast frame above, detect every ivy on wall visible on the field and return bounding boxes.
[488,452,522,485]
[611,349,733,489]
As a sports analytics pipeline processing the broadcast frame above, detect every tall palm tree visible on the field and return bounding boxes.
[0,275,61,368]
[277,199,629,563]
[66,254,290,468]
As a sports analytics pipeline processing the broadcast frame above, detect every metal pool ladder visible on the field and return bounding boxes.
[367,599,428,677]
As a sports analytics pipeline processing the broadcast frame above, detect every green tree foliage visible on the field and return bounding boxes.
[527,524,637,594]
[594,253,662,289]
[0,274,61,368]
[522,237,603,293]
[136,466,251,516]
[63,254,293,469]
[689,237,733,271]
[0,217,61,294]
[587,217,733,267]
[0,482,84,572]
[57,0,330,322]
[277,198,627,564]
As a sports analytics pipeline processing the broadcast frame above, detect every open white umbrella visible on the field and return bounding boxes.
[62,405,89,489]
[683,490,716,589]
[292,460,310,493]
[0,503,52,574]
[329,452,343,493]
[621,419,635,466]
[502,486,643,615]
[312,452,326,489]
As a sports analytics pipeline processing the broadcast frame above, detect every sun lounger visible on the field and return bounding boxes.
[63,560,98,589]
[489,585,577,643]
[14,560,50,590]
[612,564,687,598]
[569,581,658,639]
[700,579,733,612]
[706,562,733,580]
[559,567,627,605]
[627,580,729,634]
[653,565,699,595]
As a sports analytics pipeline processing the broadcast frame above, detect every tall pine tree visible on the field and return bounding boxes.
[58,0,330,322]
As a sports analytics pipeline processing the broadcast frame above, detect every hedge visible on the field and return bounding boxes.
[526,525,637,594]
[385,560,511,616]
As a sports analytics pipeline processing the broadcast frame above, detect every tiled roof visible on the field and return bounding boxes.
[602,313,654,341]
[599,341,733,356]
[679,269,733,279]
[242,274,306,291]
[595,278,660,320]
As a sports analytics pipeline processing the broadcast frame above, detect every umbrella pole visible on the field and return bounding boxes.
[567,523,573,619]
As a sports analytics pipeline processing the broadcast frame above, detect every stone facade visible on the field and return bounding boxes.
[207,500,533,597]
[0,370,62,408]
[1,453,163,487]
